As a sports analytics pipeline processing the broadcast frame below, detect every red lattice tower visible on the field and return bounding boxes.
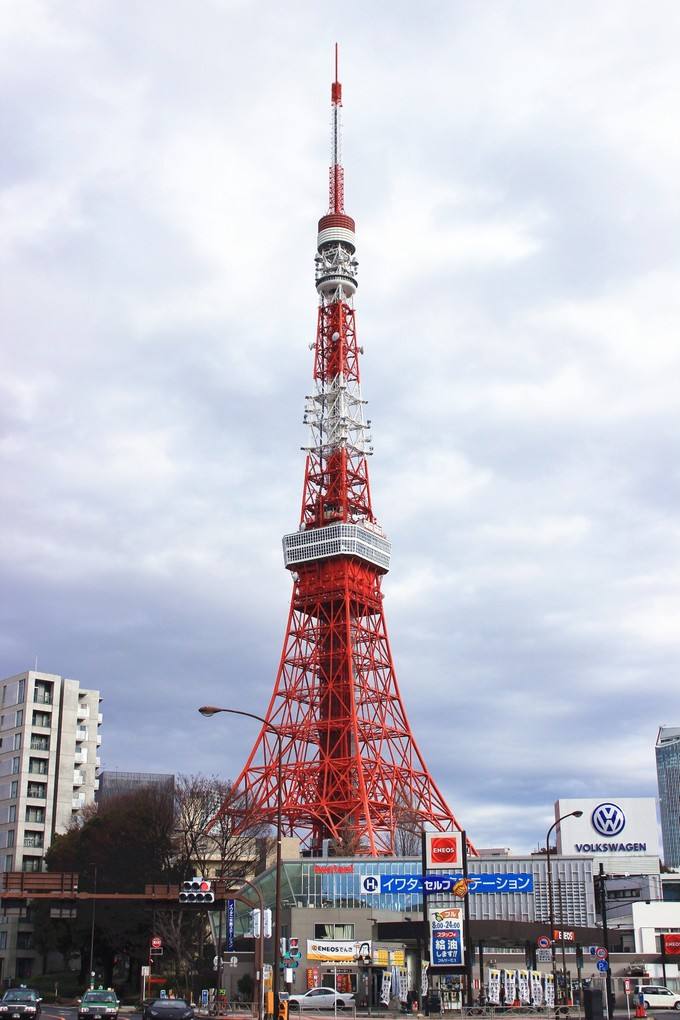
[226,49,472,855]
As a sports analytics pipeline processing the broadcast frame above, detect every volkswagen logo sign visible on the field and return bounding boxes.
[591,802,626,837]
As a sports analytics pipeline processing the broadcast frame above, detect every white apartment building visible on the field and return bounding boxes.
[0,670,102,983]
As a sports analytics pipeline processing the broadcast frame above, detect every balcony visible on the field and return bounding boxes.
[29,738,50,752]
[73,771,84,786]
[95,757,101,767]
[75,727,88,742]
[27,785,46,800]
[77,704,90,720]
[96,735,102,746]
[97,713,103,724]
[72,796,85,810]
[74,749,87,765]
[24,836,44,850]
[33,692,52,706]
[28,762,48,776]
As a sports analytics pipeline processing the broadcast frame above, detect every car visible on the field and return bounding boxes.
[0,988,42,1019]
[287,989,356,1011]
[78,990,120,1020]
[636,986,680,1010]
[142,999,195,1020]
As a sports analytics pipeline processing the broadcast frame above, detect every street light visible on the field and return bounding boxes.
[88,862,98,989]
[199,706,283,1012]
[545,811,583,1006]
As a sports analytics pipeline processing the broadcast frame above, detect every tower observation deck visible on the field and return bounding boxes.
[218,50,470,856]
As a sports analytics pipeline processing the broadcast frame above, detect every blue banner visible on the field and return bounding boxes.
[226,899,235,951]
[431,928,462,965]
[377,873,533,895]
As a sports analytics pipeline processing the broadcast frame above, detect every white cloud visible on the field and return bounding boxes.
[1,0,679,853]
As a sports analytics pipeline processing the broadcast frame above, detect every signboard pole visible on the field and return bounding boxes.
[662,935,668,987]
[598,864,613,1019]
[421,831,430,1017]
[461,831,473,1007]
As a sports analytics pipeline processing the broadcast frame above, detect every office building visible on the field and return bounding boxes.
[656,726,680,869]
[0,670,101,982]
[97,770,174,803]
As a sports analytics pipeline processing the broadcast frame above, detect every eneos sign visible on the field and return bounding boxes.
[425,831,462,869]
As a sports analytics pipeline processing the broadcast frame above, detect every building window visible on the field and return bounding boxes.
[4,855,13,872]
[33,682,51,706]
[17,679,25,703]
[314,923,355,939]
[15,957,33,978]
[16,931,33,950]
[27,783,46,800]
[8,806,16,823]
[6,831,14,848]
[15,710,23,727]
[22,857,42,873]
[23,832,43,850]
[28,758,48,776]
[0,932,7,949]
[25,807,44,824]
[10,781,18,799]
[32,711,50,728]
[12,757,20,774]
[13,733,21,750]
[30,735,49,751]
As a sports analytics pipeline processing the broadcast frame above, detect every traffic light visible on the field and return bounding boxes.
[252,908,261,938]
[263,908,273,939]
[277,1000,288,1020]
[179,878,215,904]
[289,937,301,960]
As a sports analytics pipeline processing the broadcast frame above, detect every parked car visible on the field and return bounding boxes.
[636,986,680,1010]
[78,990,120,1020]
[0,988,42,1018]
[142,1000,195,1020]
[288,989,355,1011]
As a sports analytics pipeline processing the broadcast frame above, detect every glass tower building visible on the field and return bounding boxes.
[656,726,680,869]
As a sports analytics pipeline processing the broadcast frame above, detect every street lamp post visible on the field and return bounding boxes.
[199,706,283,1014]
[545,811,582,1006]
[88,862,98,989]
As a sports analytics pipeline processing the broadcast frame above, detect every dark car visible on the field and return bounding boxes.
[77,990,120,1020]
[0,988,42,1019]
[142,1000,194,1020]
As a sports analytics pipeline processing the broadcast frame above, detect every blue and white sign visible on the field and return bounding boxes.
[555,798,659,858]
[227,899,235,952]
[597,960,609,972]
[361,875,380,894]
[201,990,209,1008]
[592,803,626,837]
[430,907,464,966]
[374,873,533,895]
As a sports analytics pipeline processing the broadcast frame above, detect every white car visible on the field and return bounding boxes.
[287,989,355,1010]
[637,987,680,1010]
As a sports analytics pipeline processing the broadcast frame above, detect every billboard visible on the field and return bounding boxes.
[555,798,659,858]
[429,906,464,966]
[425,831,463,870]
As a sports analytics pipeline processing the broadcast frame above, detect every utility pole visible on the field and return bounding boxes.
[598,864,613,1019]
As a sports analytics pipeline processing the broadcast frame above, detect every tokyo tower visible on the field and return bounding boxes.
[225,51,468,856]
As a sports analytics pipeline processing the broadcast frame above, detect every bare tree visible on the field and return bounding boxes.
[174,774,265,881]
[392,793,423,857]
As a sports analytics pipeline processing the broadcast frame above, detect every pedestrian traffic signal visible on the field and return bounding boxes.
[252,908,261,938]
[277,1000,288,1020]
[179,878,215,903]
[289,937,301,960]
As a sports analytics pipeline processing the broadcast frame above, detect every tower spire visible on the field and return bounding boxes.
[329,42,344,214]
[218,55,471,857]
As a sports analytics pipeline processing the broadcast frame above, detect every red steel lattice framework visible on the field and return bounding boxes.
[224,50,471,855]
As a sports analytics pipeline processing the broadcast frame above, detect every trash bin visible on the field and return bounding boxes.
[427,994,441,1015]
[583,988,605,1020]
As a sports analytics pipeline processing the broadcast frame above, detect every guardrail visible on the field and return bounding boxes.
[461,1008,582,1018]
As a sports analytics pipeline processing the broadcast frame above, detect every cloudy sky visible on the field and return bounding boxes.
[2,1,680,854]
